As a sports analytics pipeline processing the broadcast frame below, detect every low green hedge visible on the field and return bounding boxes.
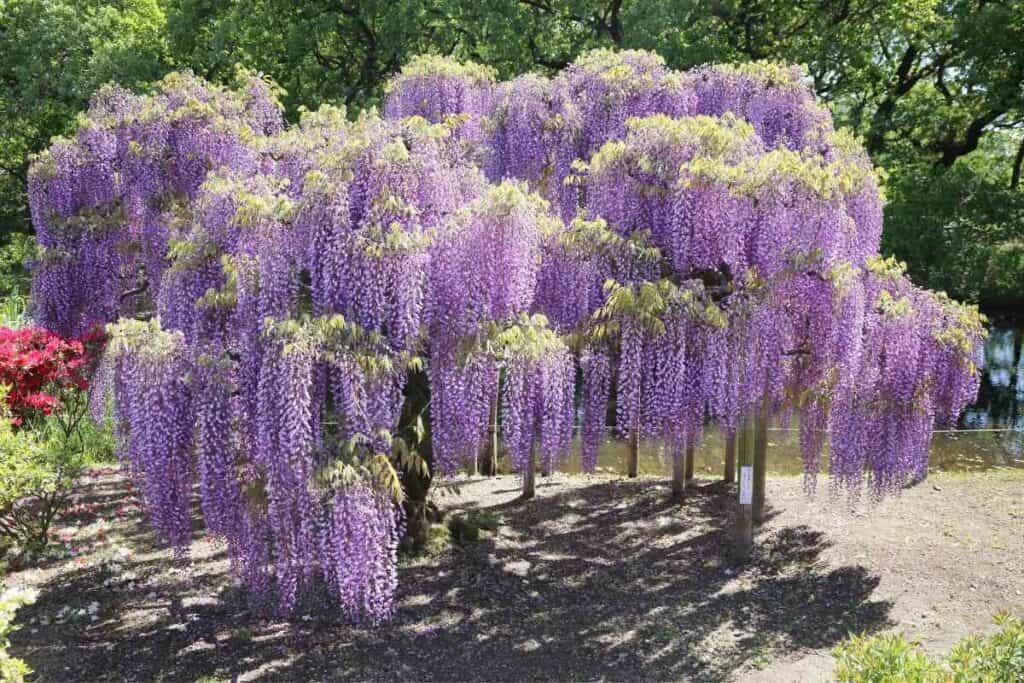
[834,614,1024,682]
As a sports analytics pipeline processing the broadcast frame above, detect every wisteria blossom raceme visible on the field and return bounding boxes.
[320,478,403,624]
[689,62,832,151]
[104,320,193,553]
[585,115,882,280]
[824,257,985,497]
[554,50,696,164]
[497,318,575,475]
[389,50,697,219]
[297,114,486,349]
[28,71,283,338]
[517,50,697,220]
[28,50,986,622]
[579,349,611,472]
[385,55,497,167]
[587,279,728,454]
[485,74,571,184]
[427,182,558,474]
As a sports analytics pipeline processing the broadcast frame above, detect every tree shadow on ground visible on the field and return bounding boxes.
[10,472,892,681]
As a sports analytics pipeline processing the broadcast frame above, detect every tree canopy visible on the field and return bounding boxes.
[3,0,1024,306]
[28,50,985,620]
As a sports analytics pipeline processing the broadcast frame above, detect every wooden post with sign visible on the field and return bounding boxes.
[734,415,754,559]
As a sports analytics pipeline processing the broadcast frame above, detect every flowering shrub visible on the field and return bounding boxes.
[0,326,103,427]
[0,390,88,553]
[0,326,105,552]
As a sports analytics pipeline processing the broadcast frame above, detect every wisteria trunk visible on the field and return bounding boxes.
[685,443,695,487]
[480,388,500,476]
[752,399,769,525]
[399,370,434,550]
[724,434,736,483]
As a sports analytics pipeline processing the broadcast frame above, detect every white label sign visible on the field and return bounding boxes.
[739,466,753,505]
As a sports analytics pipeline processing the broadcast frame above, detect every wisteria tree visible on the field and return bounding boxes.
[28,50,984,620]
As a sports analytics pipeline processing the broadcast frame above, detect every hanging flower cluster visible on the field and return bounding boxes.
[384,55,497,167]
[30,49,985,621]
[427,182,561,473]
[28,71,283,338]
[28,73,491,619]
[495,317,575,474]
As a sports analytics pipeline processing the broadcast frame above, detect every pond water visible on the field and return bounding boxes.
[560,321,1024,477]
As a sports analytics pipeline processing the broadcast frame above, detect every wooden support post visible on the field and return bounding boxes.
[753,398,769,525]
[671,446,685,500]
[482,383,500,476]
[684,442,695,487]
[724,433,736,483]
[522,439,537,500]
[627,429,639,478]
[733,415,754,560]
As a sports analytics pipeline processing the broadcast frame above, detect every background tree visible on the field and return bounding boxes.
[3,0,1024,308]
[161,0,1024,311]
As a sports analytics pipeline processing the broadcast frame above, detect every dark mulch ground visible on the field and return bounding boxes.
[7,466,1023,682]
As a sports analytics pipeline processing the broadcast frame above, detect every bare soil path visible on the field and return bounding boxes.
[7,466,1022,682]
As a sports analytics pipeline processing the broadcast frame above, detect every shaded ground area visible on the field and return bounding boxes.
[6,466,1023,682]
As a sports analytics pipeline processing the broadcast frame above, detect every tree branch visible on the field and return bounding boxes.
[119,279,149,303]
[938,108,1006,167]
[1011,135,1024,190]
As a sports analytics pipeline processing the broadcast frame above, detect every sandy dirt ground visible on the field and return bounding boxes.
[6,465,1022,682]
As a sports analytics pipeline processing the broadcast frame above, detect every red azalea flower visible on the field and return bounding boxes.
[1,325,98,425]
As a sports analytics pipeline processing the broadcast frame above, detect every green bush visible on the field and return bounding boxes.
[834,632,945,682]
[948,614,1024,682]
[0,409,86,554]
[0,385,104,554]
[0,580,36,683]
[835,614,1024,683]
[0,234,33,300]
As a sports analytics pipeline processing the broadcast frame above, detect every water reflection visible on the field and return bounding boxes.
[961,325,1023,434]
[559,322,1024,477]
[561,426,1023,477]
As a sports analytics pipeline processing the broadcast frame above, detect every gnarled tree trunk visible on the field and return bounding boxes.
[397,369,434,550]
